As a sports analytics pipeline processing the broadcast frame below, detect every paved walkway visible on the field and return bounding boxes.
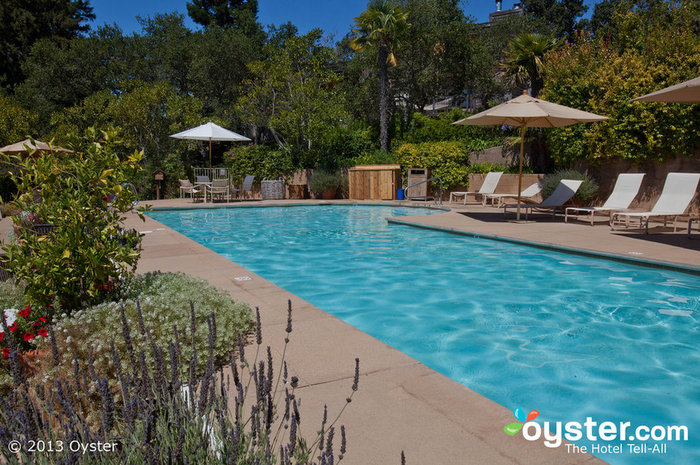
[9,198,698,464]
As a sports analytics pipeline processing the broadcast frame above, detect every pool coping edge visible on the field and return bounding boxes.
[387,217,700,276]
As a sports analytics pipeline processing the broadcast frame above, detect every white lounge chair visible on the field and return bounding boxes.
[483,183,542,208]
[449,171,503,205]
[503,179,583,220]
[565,173,645,226]
[610,172,700,233]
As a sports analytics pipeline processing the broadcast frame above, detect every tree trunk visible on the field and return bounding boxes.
[378,43,389,151]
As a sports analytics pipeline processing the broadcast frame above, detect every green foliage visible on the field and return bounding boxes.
[394,141,470,189]
[315,125,378,169]
[520,0,589,40]
[502,33,563,97]
[398,109,505,147]
[1,129,144,311]
[187,0,263,39]
[0,0,95,88]
[187,26,260,117]
[467,162,506,174]
[309,171,343,194]
[541,169,599,203]
[52,82,205,198]
[0,96,39,147]
[236,30,349,168]
[392,1,493,120]
[224,145,295,184]
[353,149,396,166]
[351,0,410,150]
[540,1,700,165]
[45,272,253,381]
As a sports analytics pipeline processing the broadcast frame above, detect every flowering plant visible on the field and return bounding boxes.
[1,305,50,356]
[1,130,145,311]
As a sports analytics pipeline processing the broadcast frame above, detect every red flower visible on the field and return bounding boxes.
[8,322,17,332]
[2,348,9,358]
[39,317,48,322]
[23,332,35,342]
[31,322,41,329]
[18,304,31,318]
[38,328,48,338]
[0,332,3,342]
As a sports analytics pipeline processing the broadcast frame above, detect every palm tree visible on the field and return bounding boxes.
[351,0,409,151]
[502,33,562,97]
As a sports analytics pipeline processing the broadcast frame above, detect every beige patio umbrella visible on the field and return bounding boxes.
[453,91,608,221]
[631,76,700,103]
[0,138,73,155]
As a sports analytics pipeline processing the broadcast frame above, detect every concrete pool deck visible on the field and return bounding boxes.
[5,199,697,464]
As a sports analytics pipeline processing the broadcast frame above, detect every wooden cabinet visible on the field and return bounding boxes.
[348,165,402,200]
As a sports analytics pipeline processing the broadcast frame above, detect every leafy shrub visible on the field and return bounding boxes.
[352,149,396,166]
[224,144,296,185]
[1,130,144,312]
[541,169,599,204]
[42,272,253,382]
[540,3,700,165]
[1,300,360,464]
[394,141,470,190]
[467,162,507,174]
[314,125,377,169]
[309,171,343,195]
[398,109,505,147]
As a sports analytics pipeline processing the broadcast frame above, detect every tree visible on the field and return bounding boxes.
[0,0,94,89]
[0,96,38,147]
[1,129,144,311]
[392,0,492,125]
[236,29,349,167]
[540,0,700,165]
[136,13,194,94]
[187,26,260,119]
[186,0,263,40]
[520,0,588,40]
[502,33,562,97]
[351,0,409,151]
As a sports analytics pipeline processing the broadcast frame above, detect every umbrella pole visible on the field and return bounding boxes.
[516,126,526,222]
[209,138,212,170]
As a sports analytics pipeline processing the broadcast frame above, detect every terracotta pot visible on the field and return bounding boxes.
[320,188,337,199]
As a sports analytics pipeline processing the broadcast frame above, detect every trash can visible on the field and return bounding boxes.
[406,168,430,199]
[396,188,405,200]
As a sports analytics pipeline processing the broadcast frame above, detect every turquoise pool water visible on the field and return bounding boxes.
[148,205,699,464]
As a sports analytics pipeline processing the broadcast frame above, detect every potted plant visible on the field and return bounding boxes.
[309,171,342,199]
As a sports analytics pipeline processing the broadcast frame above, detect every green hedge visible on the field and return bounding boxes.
[223,144,295,185]
[394,141,470,190]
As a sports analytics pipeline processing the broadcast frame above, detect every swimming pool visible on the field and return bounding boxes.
[148,205,699,464]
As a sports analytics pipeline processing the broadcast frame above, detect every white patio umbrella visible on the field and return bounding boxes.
[631,76,700,103]
[170,121,250,168]
[453,91,608,221]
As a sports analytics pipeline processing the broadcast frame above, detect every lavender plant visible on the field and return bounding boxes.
[0,300,360,464]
